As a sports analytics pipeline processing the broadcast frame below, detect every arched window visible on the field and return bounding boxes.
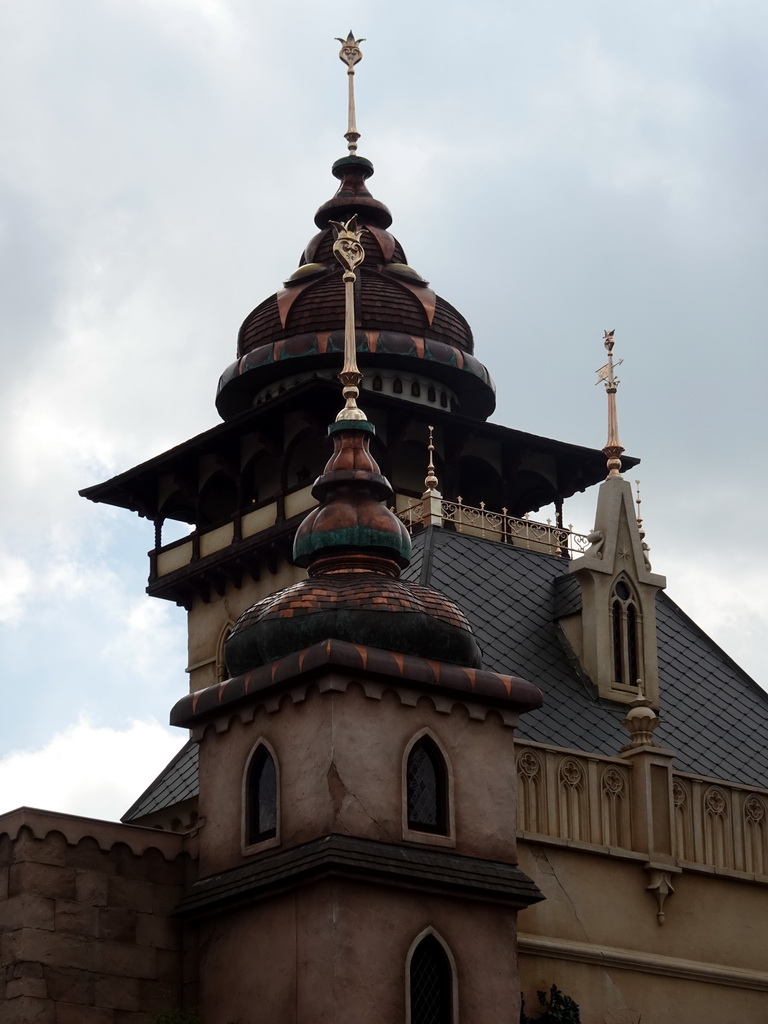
[407,737,448,834]
[245,745,277,846]
[610,577,641,687]
[216,623,234,682]
[409,935,453,1024]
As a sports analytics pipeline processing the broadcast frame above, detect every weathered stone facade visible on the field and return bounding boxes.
[0,809,196,1022]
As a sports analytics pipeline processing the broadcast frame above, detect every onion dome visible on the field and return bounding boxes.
[215,157,496,421]
[224,420,483,675]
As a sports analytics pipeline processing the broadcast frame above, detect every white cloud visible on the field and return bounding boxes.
[0,717,184,821]
[0,549,34,624]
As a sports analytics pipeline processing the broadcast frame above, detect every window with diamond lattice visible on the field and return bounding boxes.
[407,738,448,834]
[410,936,452,1024]
[246,745,277,845]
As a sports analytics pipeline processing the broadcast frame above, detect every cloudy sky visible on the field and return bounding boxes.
[1,0,766,820]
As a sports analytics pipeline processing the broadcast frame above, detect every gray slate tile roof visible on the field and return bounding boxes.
[403,527,768,789]
[127,525,768,820]
[121,738,198,822]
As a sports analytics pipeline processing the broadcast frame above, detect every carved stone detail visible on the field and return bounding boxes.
[645,868,675,925]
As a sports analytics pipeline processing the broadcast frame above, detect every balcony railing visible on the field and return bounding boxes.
[396,497,592,558]
[516,740,768,878]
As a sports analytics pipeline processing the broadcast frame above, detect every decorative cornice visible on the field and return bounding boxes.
[518,934,768,992]
[176,833,543,919]
[171,637,543,732]
[0,806,195,862]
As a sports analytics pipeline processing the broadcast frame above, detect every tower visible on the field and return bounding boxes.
[82,37,552,1022]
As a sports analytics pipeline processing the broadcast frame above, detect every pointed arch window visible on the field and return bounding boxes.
[245,745,277,846]
[407,737,448,834]
[610,577,641,687]
[409,935,453,1024]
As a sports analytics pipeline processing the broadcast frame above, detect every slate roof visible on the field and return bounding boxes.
[122,738,198,822]
[126,525,768,820]
[403,528,768,788]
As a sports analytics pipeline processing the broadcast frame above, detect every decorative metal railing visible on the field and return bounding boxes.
[396,497,592,558]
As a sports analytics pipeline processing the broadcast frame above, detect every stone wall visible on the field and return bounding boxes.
[0,808,196,1023]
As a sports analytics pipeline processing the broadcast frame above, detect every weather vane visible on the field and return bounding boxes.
[331,215,366,421]
[596,329,624,478]
[336,31,365,155]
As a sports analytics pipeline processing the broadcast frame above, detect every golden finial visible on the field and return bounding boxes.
[596,329,624,478]
[331,215,366,421]
[634,479,644,537]
[635,478,653,570]
[424,425,440,492]
[335,31,365,155]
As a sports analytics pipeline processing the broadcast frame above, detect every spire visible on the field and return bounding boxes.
[314,34,392,230]
[336,32,365,156]
[596,329,624,478]
[424,424,440,494]
[330,215,367,422]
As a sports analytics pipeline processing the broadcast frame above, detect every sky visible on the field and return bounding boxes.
[1,0,767,820]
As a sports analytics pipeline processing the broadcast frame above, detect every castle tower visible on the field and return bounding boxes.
[80,40,631,718]
[167,205,543,1022]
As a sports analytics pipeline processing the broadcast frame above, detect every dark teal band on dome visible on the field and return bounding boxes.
[327,420,375,436]
[293,524,412,563]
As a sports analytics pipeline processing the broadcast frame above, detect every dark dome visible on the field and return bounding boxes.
[225,570,482,674]
[224,419,483,674]
[215,157,495,421]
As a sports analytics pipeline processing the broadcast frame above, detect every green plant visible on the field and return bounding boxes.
[520,984,581,1024]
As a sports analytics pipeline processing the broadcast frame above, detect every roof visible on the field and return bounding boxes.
[121,738,198,823]
[128,525,768,820]
[404,528,768,788]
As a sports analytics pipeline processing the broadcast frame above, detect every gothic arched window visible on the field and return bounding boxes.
[245,744,278,846]
[409,935,453,1024]
[610,577,641,687]
[406,737,448,834]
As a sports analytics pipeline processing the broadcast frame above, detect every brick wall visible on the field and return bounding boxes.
[0,810,197,1023]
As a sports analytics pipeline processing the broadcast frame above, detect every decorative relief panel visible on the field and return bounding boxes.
[672,773,768,877]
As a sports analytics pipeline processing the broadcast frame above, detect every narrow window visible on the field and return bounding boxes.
[410,936,452,1024]
[411,381,421,397]
[427,385,436,403]
[246,746,277,845]
[373,374,383,392]
[610,577,642,688]
[393,377,403,394]
[611,599,624,685]
[407,738,448,834]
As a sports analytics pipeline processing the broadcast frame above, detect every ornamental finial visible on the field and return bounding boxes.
[596,329,625,478]
[335,31,365,155]
[424,425,440,493]
[331,215,367,421]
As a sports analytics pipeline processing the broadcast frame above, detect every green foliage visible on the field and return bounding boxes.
[520,984,581,1024]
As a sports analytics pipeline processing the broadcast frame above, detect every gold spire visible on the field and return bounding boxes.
[634,479,644,537]
[336,32,365,155]
[596,329,624,478]
[424,425,440,493]
[331,215,367,421]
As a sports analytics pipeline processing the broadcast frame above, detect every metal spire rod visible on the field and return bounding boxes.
[336,32,365,155]
[596,329,625,478]
[424,425,440,492]
[331,216,366,421]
